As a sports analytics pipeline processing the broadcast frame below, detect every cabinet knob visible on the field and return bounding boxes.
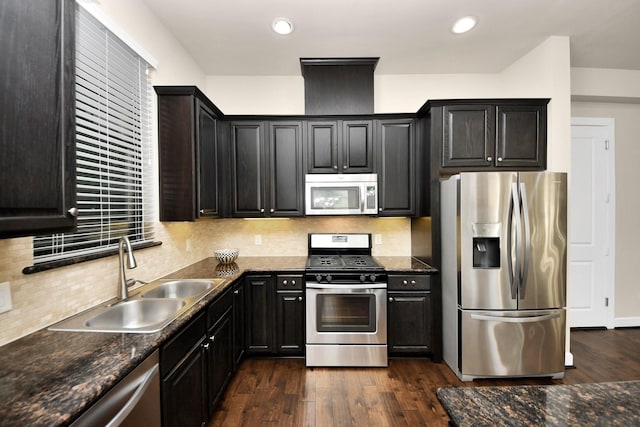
[200,209,204,214]
[270,208,274,213]
[68,207,78,217]
[343,165,347,170]
[388,297,394,303]
[379,207,382,212]
[283,280,288,285]
[298,296,303,301]
[403,280,408,285]
[291,280,296,285]
[487,156,493,162]
[497,157,503,162]
[411,280,416,285]
[333,165,338,170]
[210,335,215,343]
[234,290,239,294]
[203,342,210,350]
[260,208,264,213]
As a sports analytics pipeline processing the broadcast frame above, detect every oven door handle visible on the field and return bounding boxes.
[306,282,387,290]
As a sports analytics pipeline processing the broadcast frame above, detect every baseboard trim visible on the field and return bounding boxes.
[614,317,640,328]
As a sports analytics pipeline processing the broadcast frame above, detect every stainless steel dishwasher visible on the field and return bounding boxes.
[71,350,160,427]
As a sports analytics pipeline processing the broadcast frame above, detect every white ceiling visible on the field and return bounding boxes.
[141,0,640,76]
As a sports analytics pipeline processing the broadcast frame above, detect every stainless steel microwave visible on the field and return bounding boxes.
[305,174,378,215]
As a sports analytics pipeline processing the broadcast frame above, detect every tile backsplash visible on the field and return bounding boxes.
[0,216,411,346]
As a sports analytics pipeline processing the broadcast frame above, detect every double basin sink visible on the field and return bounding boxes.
[49,279,225,334]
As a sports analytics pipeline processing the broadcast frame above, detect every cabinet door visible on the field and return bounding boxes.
[197,101,218,216]
[269,122,304,216]
[231,122,266,217]
[276,291,305,355]
[157,94,197,221]
[441,105,494,169]
[388,292,432,355]
[307,121,338,173]
[206,310,233,417]
[0,0,76,238]
[244,275,275,353]
[232,281,245,368]
[377,119,415,216]
[495,104,547,169]
[161,339,207,427]
[341,120,374,173]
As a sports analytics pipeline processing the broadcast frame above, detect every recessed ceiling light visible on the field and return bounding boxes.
[272,17,294,35]
[452,16,477,34]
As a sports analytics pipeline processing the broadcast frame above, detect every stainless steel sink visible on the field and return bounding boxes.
[49,278,225,333]
[140,279,217,299]
[85,299,187,330]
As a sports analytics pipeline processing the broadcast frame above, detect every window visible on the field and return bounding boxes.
[31,5,155,268]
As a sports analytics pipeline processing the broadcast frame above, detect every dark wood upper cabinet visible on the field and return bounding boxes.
[230,120,304,218]
[307,119,373,174]
[155,86,222,221]
[307,121,339,173]
[376,119,415,216]
[434,99,548,171]
[0,0,77,238]
[269,122,304,216]
[230,122,265,217]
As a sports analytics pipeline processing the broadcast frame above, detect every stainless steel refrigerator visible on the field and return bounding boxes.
[441,172,567,381]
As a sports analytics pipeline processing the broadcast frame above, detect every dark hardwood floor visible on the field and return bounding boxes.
[210,328,640,426]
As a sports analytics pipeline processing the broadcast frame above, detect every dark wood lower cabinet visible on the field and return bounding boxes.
[244,275,276,354]
[232,280,245,369]
[160,312,207,427]
[387,275,433,356]
[276,291,305,355]
[206,310,233,417]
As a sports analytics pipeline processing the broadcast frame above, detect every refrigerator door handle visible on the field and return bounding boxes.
[519,182,531,299]
[470,313,561,323]
[508,182,522,299]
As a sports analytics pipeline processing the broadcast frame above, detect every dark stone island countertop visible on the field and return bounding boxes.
[0,255,433,426]
[437,381,640,426]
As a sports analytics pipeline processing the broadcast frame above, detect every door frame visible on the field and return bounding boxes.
[570,117,616,329]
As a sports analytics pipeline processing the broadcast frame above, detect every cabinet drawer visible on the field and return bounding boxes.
[160,311,206,377]
[207,286,233,327]
[388,275,431,291]
[277,274,303,290]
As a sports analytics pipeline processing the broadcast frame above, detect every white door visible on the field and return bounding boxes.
[568,118,615,328]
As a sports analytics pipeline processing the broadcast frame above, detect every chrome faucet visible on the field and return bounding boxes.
[118,236,138,301]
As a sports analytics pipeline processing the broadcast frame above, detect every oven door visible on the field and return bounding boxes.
[306,283,387,345]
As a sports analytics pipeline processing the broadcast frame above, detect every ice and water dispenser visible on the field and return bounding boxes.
[471,223,500,268]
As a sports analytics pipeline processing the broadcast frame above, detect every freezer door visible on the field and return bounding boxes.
[517,172,567,309]
[459,309,565,379]
[460,172,518,310]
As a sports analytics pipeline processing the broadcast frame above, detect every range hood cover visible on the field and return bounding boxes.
[300,57,379,115]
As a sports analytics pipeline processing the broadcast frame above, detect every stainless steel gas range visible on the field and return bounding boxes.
[305,233,388,367]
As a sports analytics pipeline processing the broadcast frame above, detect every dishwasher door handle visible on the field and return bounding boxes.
[106,363,159,427]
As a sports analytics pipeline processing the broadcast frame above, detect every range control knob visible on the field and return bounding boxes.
[326,275,332,283]
[359,274,366,282]
[369,274,377,282]
[315,274,323,282]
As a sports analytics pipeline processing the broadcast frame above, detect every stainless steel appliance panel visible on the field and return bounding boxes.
[517,172,567,310]
[306,285,387,345]
[305,344,387,367]
[460,309,565,380]
[460,172,518,310]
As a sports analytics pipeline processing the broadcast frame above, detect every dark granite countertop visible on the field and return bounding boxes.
[437,381,640,426]
[0,255,433,426]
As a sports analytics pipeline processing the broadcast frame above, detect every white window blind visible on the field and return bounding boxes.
[33,5,155,265]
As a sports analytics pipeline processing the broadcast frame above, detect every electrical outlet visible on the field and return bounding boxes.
[254,234,262,245]
[374,234,382,245]
[0,282,13,314]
